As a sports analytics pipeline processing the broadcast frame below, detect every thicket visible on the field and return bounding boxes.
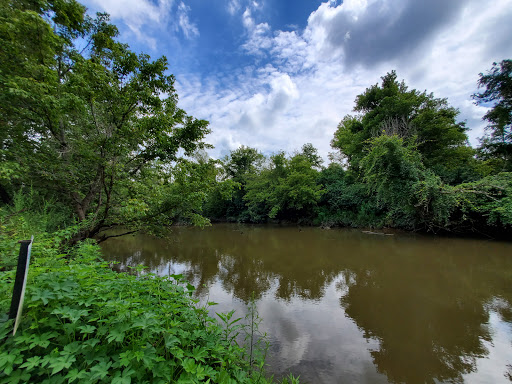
[0,200,299,384]
[204,70,512,238]
[3,0,508,382]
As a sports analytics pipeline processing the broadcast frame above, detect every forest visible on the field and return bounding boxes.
[204,66,512,238]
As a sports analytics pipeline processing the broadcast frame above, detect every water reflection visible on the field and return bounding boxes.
[101,224,512,383]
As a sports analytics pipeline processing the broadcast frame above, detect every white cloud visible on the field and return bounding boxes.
[177,2,199,39]
[227,0,241,15]
[241,6,274,56]
[83,0,173,49]
[82,0,200,48]
[176,0,512,161]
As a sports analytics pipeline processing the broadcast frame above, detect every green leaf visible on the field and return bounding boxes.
[111,367,135,384]
[164,334,180,349]
[118,351,135,367]
[19,356,42,370]
[49,353,76,375]
[182,358,197,374]
[30,289,55,305]
[90,359,112,380]
[77,324,96,334]
[64,369,88,382]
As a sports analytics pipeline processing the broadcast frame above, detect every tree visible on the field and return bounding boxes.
[297,143,323,170]
[244,150,324,222]
[473,60,512,171]
[214,146,264,221]
[332,71,474,182]
[223,146,265,182]
[0,1,210,241]
[355,135,457,230]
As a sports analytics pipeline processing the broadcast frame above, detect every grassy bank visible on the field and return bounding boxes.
[0,209,299,384]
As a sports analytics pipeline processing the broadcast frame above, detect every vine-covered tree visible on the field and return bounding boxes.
[244,150,324,223]
[332,71,475,183]
[473,59,512,171]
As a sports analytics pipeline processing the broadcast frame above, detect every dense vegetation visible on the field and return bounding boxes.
[204,69,512,238]
[0,203,298,383]
[0,0,510,381]
[1,1,510,238]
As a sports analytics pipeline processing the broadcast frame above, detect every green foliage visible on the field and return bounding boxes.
[318,164,390,228]
[206,146,324,224]
[0,1,211,241]
[473,59,512,171]
[244,152,324,223]
[454,172,512,230]
[223,146,265,183]
[332,71,472,182]
[0,214,300,384]
[359,135,424,228]
[410,172,458,231]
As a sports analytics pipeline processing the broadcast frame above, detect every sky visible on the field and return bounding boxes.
[81,0,512,161]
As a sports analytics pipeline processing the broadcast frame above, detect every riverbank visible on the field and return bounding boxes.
[0,212,299,384]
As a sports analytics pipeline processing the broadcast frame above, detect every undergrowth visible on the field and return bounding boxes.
[0,206,300,384]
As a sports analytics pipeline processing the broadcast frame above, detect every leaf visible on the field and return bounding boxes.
[49,353,76,375]
[118,351,135,367]
[64,368,88,382]
[19,356,42,370]
[164,334,180,349]
[1,369,31,384]
[63,341,82,355]
[106,328,126,343]
[78,324,96,334]
[111,367,135,384]
[190,346,208,363]
[182,358,197,374]
[90,359,112,380]
[30,289,55,305]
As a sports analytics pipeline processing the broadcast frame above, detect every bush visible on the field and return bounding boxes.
[0,212,299,383]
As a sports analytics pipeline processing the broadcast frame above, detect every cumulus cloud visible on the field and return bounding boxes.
[307,0,473,67]
[177,0,512,160]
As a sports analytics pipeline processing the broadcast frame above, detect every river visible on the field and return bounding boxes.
[100,224,512,383]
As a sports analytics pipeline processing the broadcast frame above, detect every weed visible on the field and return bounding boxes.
[0,208,300,383]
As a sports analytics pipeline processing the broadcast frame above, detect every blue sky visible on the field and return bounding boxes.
[81,0,512,160]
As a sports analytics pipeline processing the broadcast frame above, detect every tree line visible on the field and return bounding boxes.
[204,69,512,237]
[0,0,510,240]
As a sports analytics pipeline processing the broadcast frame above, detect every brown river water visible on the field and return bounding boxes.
[100,224,512,383]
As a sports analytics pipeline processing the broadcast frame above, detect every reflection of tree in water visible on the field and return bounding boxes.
[101,232,223,296]
[213,226,344,302]
[336,240,512,384]
[101,225,346,302]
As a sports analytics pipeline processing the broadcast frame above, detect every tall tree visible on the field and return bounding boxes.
[0,1,210,240]
[244,150,324,222]
[332,71,474,182]
[473,59,512,171]
[214,146,264,221]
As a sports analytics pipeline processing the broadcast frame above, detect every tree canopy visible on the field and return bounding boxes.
[0,0,211,241]
[332,71,474,183]
[473,59,512,171]
[0,3,509,239]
